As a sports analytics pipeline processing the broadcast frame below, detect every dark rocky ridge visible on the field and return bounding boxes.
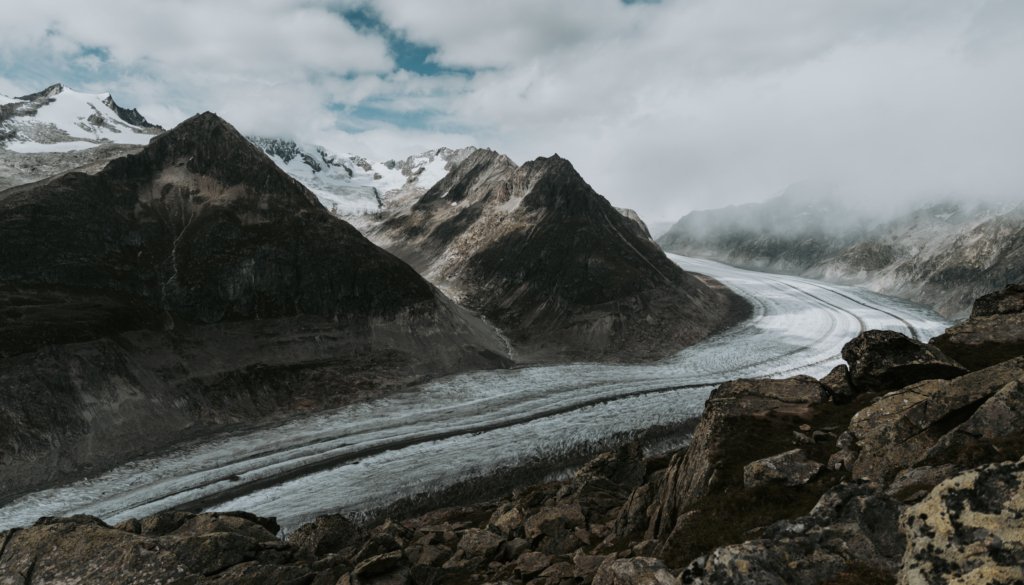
[369,149,748,361]
[0,113,510,500]
[5,283,1023,584]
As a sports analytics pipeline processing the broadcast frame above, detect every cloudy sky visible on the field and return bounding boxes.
[1,0,1021,221]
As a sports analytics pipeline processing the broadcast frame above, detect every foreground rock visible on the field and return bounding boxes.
[931,283,1024,371]
[0,113,510,499]
[682,482,905,584]
[743,449,823,488]
[365,148,748,361]
[0,512,327,584]
[643,376,828,548]
[842,357,1024,482]
[841,330,966,393]
[898,457,1024,585]
[6,291,1024,583]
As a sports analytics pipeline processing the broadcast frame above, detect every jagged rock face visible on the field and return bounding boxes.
[369,149,745,360]
[643,376,827,543]
[658,194,1024,318]
[931,283,1024,370]
[841,330,967,393]
[843,357,1024,482]
[0,112,510,499]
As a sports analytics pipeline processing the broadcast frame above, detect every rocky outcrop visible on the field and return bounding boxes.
[658,192,1024,319]
[0,512,326,584]
[743,449,823,488]
[365,149,748,361]
[897,457,1024,585]
[682,482,906,585]
[931,283,1024,370]
[0,113,510,499]
[842,357,1024,482]
[841,330,966,393]
[643,376,828,544]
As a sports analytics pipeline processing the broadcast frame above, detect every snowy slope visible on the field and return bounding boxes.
[0,83,161,153]
[249,136,475,215]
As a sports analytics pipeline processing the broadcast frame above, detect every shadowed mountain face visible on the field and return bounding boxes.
[0,113,441,353]
[369,149,746,360]
[0,113,510,499]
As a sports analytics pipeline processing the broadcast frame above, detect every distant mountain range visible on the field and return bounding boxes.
[659,188,1024,318]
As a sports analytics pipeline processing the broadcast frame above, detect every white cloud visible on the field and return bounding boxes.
[366,0,1024,219]
[2,0,1021,223]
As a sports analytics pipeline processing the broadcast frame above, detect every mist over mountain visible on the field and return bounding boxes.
[659,188,1024,318]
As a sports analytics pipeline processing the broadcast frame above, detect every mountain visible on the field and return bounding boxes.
[249,137,476,215]
[0,83,161,152]
[0,83,162,191]
[658,190,1024,318]
[365,149,747,360]
[0,112,510,499]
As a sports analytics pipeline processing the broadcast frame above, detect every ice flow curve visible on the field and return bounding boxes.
[0,256,949,531]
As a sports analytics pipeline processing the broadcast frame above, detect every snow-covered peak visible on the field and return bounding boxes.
[0,83,162,153]
[249,136,476,215]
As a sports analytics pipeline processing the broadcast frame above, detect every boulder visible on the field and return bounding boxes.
[682,482,905,585]
[742,449,822,488]
[523,502,585,542]
[931,283,1024,371]
[643,376,827,542]
[847,357,1024,481]
[286,513,364,558]
[972,283,1024,317]
[841,330,967,393]
[898,457,1024,585]
[593,557,678,585]
[820,364,856,404]
[456,528,503,560]
[353,550,407,579]
[487,504,525,538]
[515,550,555,578]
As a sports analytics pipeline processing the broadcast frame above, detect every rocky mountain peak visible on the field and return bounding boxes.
[110,112,317,209]
[101,95,162,129]
[517,154,604,214]
[417,147,517,205]
[16,82,66,101]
